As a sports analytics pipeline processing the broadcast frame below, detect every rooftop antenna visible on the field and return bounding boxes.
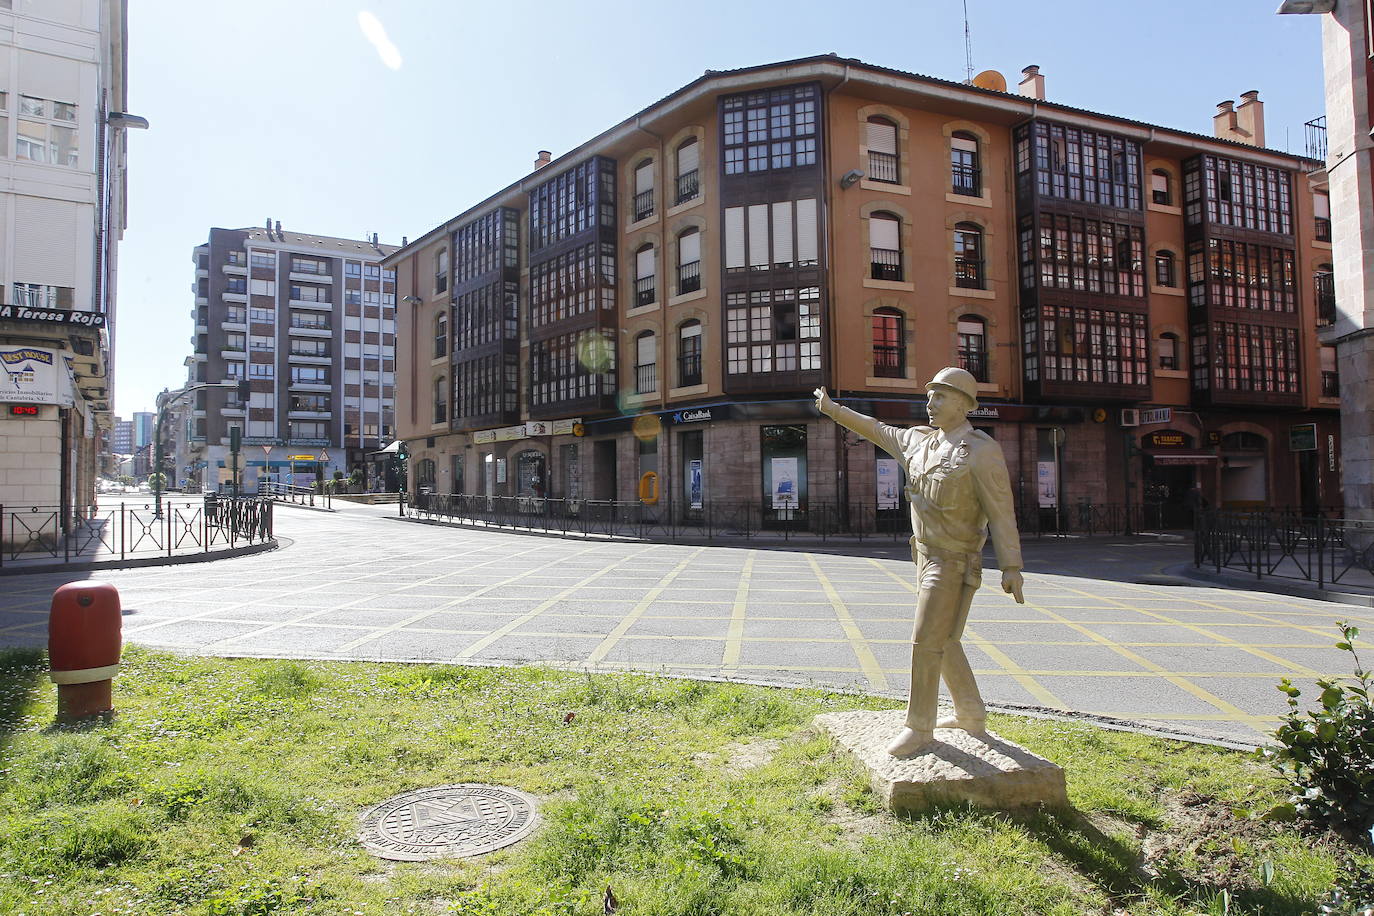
[963,0,974,84]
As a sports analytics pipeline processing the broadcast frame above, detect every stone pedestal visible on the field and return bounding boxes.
[814,709,1068,813]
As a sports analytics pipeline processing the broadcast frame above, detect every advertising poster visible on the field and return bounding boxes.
[875,458,900,509]
[688,458,703,509]
[0,346,59,404]
[1037,460,1058,507]
[495,458,507,484]
[770,457,798,509]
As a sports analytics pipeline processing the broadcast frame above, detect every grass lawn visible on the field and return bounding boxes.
[0,646,1365,916]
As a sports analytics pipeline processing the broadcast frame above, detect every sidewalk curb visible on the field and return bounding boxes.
[0,538,281,577]
[1170,563,1374,607]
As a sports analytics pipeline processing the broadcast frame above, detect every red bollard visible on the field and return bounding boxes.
[48,581,122,723]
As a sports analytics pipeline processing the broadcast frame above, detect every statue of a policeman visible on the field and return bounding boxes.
[815,367,1024,757]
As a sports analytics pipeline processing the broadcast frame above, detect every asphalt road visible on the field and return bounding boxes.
[2,500,1364,747]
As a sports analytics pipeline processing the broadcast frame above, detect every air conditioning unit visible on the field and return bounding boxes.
[1120,408,1140,427]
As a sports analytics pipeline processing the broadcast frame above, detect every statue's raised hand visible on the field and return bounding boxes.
[813,387,834,416]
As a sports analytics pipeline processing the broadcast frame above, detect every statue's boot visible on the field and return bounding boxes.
[936,640,987,734]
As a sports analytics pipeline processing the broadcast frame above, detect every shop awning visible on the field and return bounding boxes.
[1148,452,1218,466]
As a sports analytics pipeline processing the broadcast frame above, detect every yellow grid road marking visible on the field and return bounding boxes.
[585,548,708,665]
[807,555,889,690]
[456,545,665,659]
[866,558,1065,709]
[720,551,756,672]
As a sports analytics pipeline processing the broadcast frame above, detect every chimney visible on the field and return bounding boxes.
[1018,65,1045,100]
[275,220,282,237]
[1235,90,1265,147]
[372,232,378,246]
[402,235,408,246]
[534,150,552,170]
[1213,100,1239,141]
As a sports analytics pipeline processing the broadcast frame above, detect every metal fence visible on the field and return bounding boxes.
[0,497,275,568]
[259,481,332,509]
[408,494,1170,543]
[1195,510,1374,591]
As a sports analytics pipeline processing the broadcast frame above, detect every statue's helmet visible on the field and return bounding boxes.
[925,366,979,410]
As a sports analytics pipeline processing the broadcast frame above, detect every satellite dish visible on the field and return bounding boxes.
[972,70,1007,92]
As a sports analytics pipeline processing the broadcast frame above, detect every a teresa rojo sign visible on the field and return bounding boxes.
[0,346,75,405]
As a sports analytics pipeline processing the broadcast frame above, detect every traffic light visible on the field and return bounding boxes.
[237,379,251,403]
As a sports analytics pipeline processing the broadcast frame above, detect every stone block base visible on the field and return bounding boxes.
[814,709,1068,813]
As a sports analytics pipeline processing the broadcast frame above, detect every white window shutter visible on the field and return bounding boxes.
[795,199,818,264]
[771,202,794,264]
[866,120,897,155]
[678,231,700,265]
[869,215,899,251]
[635,162,654,194]
[725,207,745,269]
[677,140,699,176]
[748,205,769,268]
[636,247,655,280]
[637,333,656,365]
[13,196,78,287]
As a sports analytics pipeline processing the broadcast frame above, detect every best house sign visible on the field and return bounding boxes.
[0,346,75,405]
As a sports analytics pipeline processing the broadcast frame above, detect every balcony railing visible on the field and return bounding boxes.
[1315,217,1332,242]
[675,170,699,205]
[635,362,657,394]
[958,348,988,382]
[678,261,701,295]
[1322,371,1340,398]
[873,345,903,378]
[633,189,654,222]
[1315,272,1336,327]
[870,247,902,281]
[867,150,898,183]
[635,275,656,307]
[951,164,980,196]
[954,258,984,289]
[678,352,701,388]
[433,403,447,424]
[1305,116,1327,163]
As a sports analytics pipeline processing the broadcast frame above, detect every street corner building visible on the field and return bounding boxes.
[0,0,134,518]
[179,224,399,493]
[387,55,1343,529]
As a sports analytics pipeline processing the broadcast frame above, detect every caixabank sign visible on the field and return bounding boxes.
[0,346,76,405]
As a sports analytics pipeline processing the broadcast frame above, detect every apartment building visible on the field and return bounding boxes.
[0,0,133,512]
[186,223,398,491]
[389,55,1341,523]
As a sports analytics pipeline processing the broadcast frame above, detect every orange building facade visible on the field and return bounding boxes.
[387,56,1341,527]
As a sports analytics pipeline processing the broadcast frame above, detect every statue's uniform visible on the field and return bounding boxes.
[825,403,1023,732]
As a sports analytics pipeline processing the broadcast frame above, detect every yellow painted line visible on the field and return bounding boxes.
[807,555,889,690]
[1054,580,1320,678]
[585,548,708,665]
[864,558,1064,709]
[721,551,756,671]
[456,545,664,659]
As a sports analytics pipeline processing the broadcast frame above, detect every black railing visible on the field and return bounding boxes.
[951,164,980,196]
[1322,371,1340,397]
[870,247,902,281]
[867,150,898,183]
[1196,509,1374,591]
[678,352,702,387]
[405,496,1167,543]
[1315,217,1332,242]
[873,346,904,378]
[678,260,701,294]
[635,363,657,394]
[635,275,656,306]
[633,189,654,222]
[958,348,988,382]
[260,481,332,509]
[675,170,699,204]
[1316,272,1336,327]
[1305,116,1327,163]
[0,497,274,569]
[954,258,984,289]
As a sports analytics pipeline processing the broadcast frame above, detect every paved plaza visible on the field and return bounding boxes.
[1,501,1364,747]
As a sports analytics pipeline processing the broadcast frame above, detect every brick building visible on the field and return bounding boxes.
[388,56,1341,524]
[185,223,398,491]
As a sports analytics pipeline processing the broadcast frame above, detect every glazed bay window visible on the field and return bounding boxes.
[635,245,656,306]
[633,159,654,222]
[1035,214,1145,297]
[725,287,821,376]
[951,132,980,196]
[678,320,702,387]
[1037,304,1148,385]
[953,223,984,289]
[957,315,988,382]
[634,331,657,394]
[1184,156,1293,234]
[1208,321,1299,394]
[1189,238,1296,312]
[724,199,819,273]
[1015,121,1142,209]
[869,213,902,281]
[871,308,904,378]
[721,83,818,176]
[675,138,700,204]
[677,228,701,294]
[866,117,899,183]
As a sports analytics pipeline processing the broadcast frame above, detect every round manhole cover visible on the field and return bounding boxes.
[358,784,540,861]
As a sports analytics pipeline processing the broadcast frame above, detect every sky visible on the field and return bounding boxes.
[112,0,1327,417]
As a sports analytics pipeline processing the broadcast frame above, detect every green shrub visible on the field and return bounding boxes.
[1318,855,1374,915]
[1267,621,1374,848]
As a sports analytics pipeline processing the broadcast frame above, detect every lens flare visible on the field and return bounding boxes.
[577,332,613,373]
[632,413,662,442]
